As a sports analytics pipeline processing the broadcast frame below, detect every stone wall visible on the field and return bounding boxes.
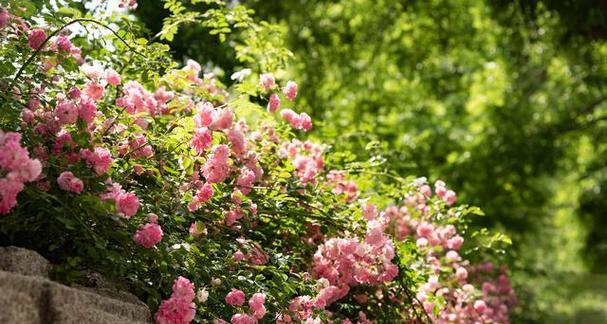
[0,246,152,324]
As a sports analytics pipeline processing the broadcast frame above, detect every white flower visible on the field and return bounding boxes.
[197,288,209,303]
[230,68,252,82]
[171,243,191,251]
[413,177,427,187]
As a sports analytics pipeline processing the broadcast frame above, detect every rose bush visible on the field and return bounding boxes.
[0,1,515,323]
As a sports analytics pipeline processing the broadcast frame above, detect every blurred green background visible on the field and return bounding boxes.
[133,0,607,322]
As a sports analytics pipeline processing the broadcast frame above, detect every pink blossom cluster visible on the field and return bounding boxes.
[118,0,138,10]
[57,171,84,193]
[224,207,244,227]
[80,64,122,99]
[280,109,312,132]
[228,120,249,159]
[23,89,100,141]
[117,81,159,115]
[279,295,374,324]
[259,73,276,92]
[279,139,325,184]
[133,222,164,248]
[434,180,457,205]
[311,215,398,309]
[277,180,514,323]
[267,93,281,113]
[285,296,314,322]
[190,101,237,157]
[38,31,84,64]
[119,133,154,159]
[2,9,81,63]
[414,263,516,324]
[155,277,196,324]
[188,179,214,212]
[194,102,234,131]
[283,81,298,101]
[0,6,10,29]
[236,167,256,195]
[326,170,359,202]
[42,32,84,64]
[202,144,232,183]
[81,147,113,175]
[191,127,212,155]
[259,74,298,101]
[32,86,101,131]
[226,290,267,323]
[0,131,42,214]
[378,180,516,323]
[233,238,269,265]
[186,88,264,216]
[258,74,308,131]
[28,28,46,50]
[379,181,465,249]
[461,262,517,323]
[101,183,140,217]
[84,81,105,102]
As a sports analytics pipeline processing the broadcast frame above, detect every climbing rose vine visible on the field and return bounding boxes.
[0,2,515,323]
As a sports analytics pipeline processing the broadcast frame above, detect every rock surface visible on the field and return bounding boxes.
[0,246,152,324]
[0,246,51,277]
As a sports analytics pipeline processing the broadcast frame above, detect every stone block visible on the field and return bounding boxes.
[0,246,51,277]
[0,271,46,323]
[48,283,151,323]
[0,270,151,323]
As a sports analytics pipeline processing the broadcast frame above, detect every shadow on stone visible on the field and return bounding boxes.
[0,246,151,324]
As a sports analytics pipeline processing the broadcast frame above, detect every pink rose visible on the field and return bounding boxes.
[81,147,112,175]
[28,29,47,50]
[259,73,275,91]
[443,190,457,205]
[0,8,9,29]
[154,296,195,324]
[191,127,212,155]
[172,276,195,301]
[230,313,256,324]
[248,293,266,319]
[115,191,139,217]
[282,81,298,100]
[105,68,122,86]
[196,182,214,203]
[133,223,163,248]
[57,171,84,194]
[225,289,245,306]
[267,93,280,113]
[84,82,105,101]
[55,101,78,125]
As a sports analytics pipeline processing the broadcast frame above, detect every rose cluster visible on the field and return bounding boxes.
[155,277,196,324]
[0,131,42,214]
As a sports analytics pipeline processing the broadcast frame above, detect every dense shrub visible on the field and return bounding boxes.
[0,1,514,323]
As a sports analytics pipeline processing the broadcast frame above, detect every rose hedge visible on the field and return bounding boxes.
[0,1,515,323]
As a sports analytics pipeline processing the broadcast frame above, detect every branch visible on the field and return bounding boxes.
[580,95,607,116]
[11,18,146,88]
[554,95,607,134]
